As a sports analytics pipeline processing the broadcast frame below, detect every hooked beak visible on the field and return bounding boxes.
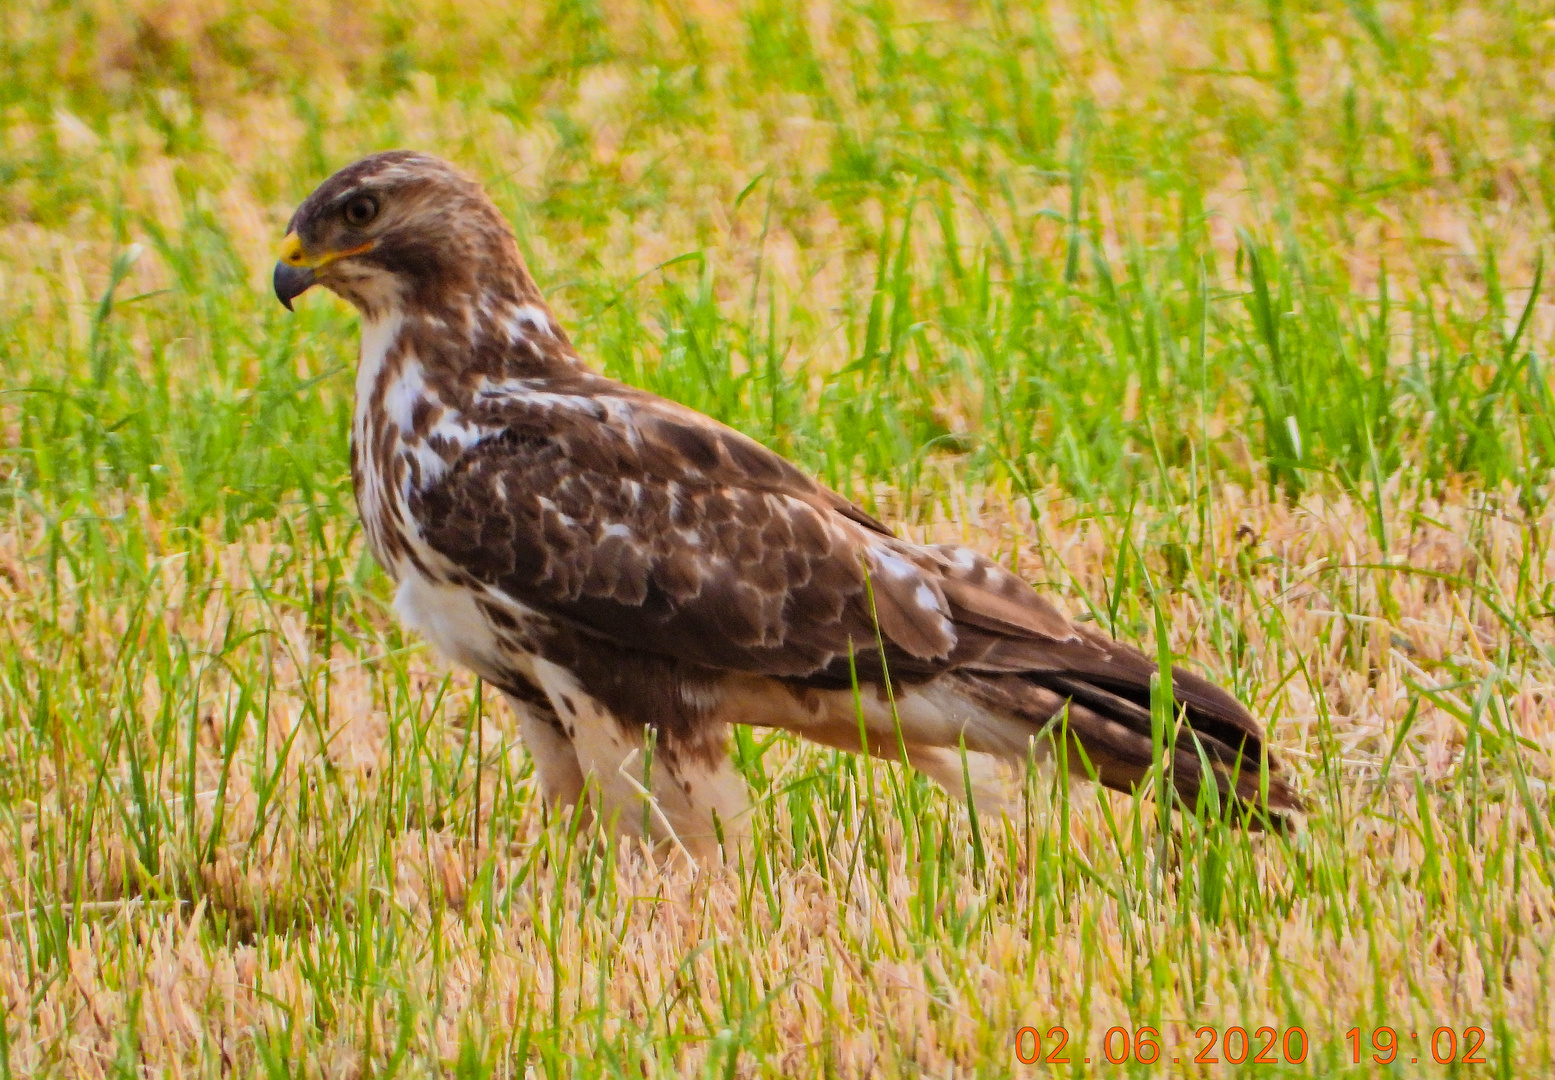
[274,264,314,310]
[274,232,315,311]
[273,231,374,310]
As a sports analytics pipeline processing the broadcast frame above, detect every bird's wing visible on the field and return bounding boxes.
[413,376,1287,807]
[411,379,1091,683]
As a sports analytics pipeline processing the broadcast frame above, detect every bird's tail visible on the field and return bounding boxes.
[935,647,1303,829]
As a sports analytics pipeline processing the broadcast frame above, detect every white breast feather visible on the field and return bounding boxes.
[355,311,556,682]
[353,313,404,574]
[393,575,542,687]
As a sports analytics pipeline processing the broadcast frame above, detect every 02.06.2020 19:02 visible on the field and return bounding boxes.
[1013,1024,1490,1066]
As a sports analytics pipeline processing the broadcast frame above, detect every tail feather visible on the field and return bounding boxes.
[1041,678,1304,829]
[907,546,1301,825]
[947,656,1302,829]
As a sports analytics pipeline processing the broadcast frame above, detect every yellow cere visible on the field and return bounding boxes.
[278,231,373,268]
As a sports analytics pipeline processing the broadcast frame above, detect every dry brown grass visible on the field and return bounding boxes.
[2,0,1553,1075]
[0,475,1549,1075]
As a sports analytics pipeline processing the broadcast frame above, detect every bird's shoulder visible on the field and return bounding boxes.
[454,371,892,535]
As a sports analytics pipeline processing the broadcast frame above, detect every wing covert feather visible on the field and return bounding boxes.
[412,388,1087,680]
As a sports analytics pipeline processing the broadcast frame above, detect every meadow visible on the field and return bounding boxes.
[1,0,1552,1075]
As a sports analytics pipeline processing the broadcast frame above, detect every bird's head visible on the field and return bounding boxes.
[274,150,535,320]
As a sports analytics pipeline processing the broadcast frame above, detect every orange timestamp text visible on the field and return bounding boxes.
[1013,1025,1490,1067]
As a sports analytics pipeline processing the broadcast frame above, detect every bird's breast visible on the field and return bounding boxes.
[392,571,551,691]
[352,323,494,582]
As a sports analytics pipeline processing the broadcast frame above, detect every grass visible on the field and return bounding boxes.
[1,0,1552,1075]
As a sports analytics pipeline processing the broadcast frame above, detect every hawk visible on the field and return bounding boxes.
[274,151,1300,859]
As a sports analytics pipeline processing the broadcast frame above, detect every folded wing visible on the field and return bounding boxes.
[413,379,1301,823]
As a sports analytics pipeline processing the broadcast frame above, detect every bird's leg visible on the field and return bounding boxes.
[640,728,750,863]
[529,658,748,863]
[499,688,590,818]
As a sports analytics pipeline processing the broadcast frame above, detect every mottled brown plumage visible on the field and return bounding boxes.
[275,151,1302,859]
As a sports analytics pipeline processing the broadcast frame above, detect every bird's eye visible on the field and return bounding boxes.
[343,195,378,227]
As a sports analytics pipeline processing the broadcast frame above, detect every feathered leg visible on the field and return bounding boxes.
[499,686,588,812]
[529,657,748,861]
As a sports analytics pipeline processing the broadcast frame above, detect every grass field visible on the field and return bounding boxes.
[2,0,1553,1075]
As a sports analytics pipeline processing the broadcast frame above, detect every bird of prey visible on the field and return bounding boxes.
[274,151,1300,859]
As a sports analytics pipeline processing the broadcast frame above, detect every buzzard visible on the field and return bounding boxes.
[274,151,1300,859]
